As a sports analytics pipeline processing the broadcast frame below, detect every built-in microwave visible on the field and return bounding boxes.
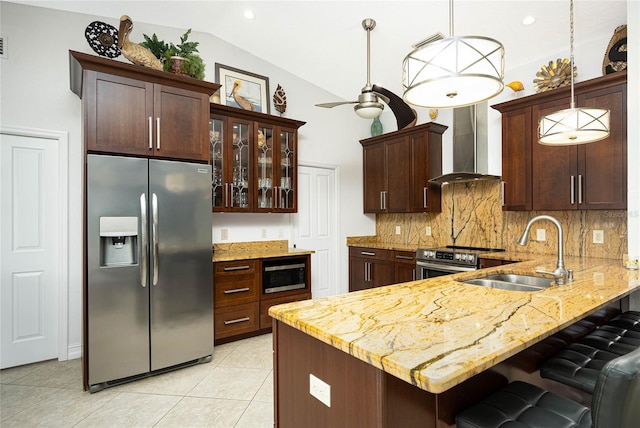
[262,257,307,294]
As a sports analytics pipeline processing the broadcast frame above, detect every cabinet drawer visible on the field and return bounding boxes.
[214,303,259,340]
[214,259,258,275]
[260,292,311,330]
[349,247,394,261]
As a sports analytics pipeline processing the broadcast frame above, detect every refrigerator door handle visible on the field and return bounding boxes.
[140,193,148,287]
[152,193,159,286]
[156,118,161,150]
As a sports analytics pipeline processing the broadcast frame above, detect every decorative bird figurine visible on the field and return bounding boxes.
[230,80,255,111]
[117,15,162,71]
[506,81,525,92]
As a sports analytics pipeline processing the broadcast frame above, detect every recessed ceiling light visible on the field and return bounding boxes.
[522,15,536,26]
[244,10,255,20]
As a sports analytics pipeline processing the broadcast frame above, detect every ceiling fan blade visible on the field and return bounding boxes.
[372,84,417,130]
[315,100,358,108]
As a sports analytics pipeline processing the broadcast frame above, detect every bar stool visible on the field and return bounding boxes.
[540,311,640,393]
[456,347,640,428]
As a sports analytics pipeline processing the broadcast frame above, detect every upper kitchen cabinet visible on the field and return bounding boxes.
[492,71,627,211]
[210,103,305,213]
[361,122,446,214]
[69,50,219,162]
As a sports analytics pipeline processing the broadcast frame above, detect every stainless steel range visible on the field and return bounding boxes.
[416,246,504,279]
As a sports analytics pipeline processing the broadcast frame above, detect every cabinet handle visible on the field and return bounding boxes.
[501,181,505,206]
[368,262,372,282]
[570,175,575,205]
[224,183,229,208]
[148,117,153,149]
[412,268,416,281]
[360,251,376,256]
[223,287,250,294]
[364,262,368,282]
[383,191,387,210]
[224,317,250,325]
[275,186,279,208]
[395,255,414,260]
[423,187,428,208]
[380,192,384,210]
[578,175,583,204]
[156,117,161,150]
[223,265,251,271]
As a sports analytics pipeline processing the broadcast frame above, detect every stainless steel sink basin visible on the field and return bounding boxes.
[462,274,552,292]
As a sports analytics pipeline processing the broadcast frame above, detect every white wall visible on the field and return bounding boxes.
[627,0,639,310]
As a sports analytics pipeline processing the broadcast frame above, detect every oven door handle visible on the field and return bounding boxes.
[416,261,477,273]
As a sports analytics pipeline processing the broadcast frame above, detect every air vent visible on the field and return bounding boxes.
[0,36,7,59]
[411,32,445,49]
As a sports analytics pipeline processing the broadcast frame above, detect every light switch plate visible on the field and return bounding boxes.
[395,225,401,235]
[310,374,331,407]
[221,229,228,240]
[425,226,432,236]
[536,228,546,241]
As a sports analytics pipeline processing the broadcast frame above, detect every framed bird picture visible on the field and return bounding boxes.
[215,63,270,113]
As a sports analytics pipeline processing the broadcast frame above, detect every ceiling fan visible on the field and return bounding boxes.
[315,18,416,131]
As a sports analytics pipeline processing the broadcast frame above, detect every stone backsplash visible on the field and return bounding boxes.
[376,180,627,259]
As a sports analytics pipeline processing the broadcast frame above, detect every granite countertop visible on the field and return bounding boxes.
[212,239,314,262]
[269,255,640,394]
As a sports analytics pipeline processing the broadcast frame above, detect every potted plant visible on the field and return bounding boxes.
[140,29,206,80]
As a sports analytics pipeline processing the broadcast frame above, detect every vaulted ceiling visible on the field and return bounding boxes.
[14,1,627,102]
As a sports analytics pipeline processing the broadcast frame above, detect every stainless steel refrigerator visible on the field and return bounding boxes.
[86,154,213,392]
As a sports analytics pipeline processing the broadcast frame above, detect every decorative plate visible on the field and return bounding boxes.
[533,58,576,93]
[85,21,121,58]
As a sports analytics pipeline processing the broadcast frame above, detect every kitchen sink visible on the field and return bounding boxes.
[462,274,552,292]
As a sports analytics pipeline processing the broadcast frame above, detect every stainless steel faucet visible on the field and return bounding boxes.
[518,215,570,285]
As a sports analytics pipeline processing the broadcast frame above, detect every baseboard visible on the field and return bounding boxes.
[67,344,82,360]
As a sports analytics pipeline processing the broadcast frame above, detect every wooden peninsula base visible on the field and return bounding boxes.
[273,321,508,428]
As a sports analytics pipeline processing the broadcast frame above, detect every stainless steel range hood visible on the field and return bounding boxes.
[429,101,501,185]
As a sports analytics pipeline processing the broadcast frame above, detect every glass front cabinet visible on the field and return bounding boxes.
[210,104,305,213]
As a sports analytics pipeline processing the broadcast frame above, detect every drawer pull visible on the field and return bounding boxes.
[360,251,376,256]
[224,317,250,325]
[223,287,250,294]
[395,255,414,260]
[223,265,251,271]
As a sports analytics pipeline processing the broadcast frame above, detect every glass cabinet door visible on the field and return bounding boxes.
[278,129,296,211]
[230,120,251,210]
[209,117,224,209]
[256,124,274,210]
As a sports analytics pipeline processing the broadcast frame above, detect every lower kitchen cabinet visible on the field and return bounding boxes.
[213,254,311,342]
[349,247,417,291]
[394,250,417,283]
[478,257,515,269]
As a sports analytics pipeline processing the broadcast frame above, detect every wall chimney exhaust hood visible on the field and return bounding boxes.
[429,101,500,185]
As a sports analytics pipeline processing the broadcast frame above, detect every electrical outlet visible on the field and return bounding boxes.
[261,228,268,239]
[309,374,331,407]
[536,228,546,241]
[395,225,401,235]
[425,226,432,236]
[593,230,604,244]
[220,229,228,240]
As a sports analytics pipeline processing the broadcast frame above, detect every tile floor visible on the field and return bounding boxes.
[0,333,274,427]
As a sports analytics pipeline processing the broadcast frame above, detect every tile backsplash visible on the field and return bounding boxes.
[376,180,627,259]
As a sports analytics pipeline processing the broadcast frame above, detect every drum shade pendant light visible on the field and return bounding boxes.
[402,0,505,108]
[538,0,610,145]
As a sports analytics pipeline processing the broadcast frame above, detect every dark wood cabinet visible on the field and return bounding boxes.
[210,104,305,213]
[361,123,446,214]
[349,247,418,291]
[394,251,417,283]
[493,71,627,211]
[349,247,395,292]
[70,50,218,162]
[213,254,311,342]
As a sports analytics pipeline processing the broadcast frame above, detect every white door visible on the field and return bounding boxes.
[292,165,339,298]
[1,131,61,368]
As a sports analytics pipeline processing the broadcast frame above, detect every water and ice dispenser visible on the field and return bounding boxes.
[99,217,138,267]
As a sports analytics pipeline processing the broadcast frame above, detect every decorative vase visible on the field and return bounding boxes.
[370,116,383,137]
[169,56,186,75]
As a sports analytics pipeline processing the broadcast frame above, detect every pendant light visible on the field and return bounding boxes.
[538,0,610,145]
[402,0,505,108]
